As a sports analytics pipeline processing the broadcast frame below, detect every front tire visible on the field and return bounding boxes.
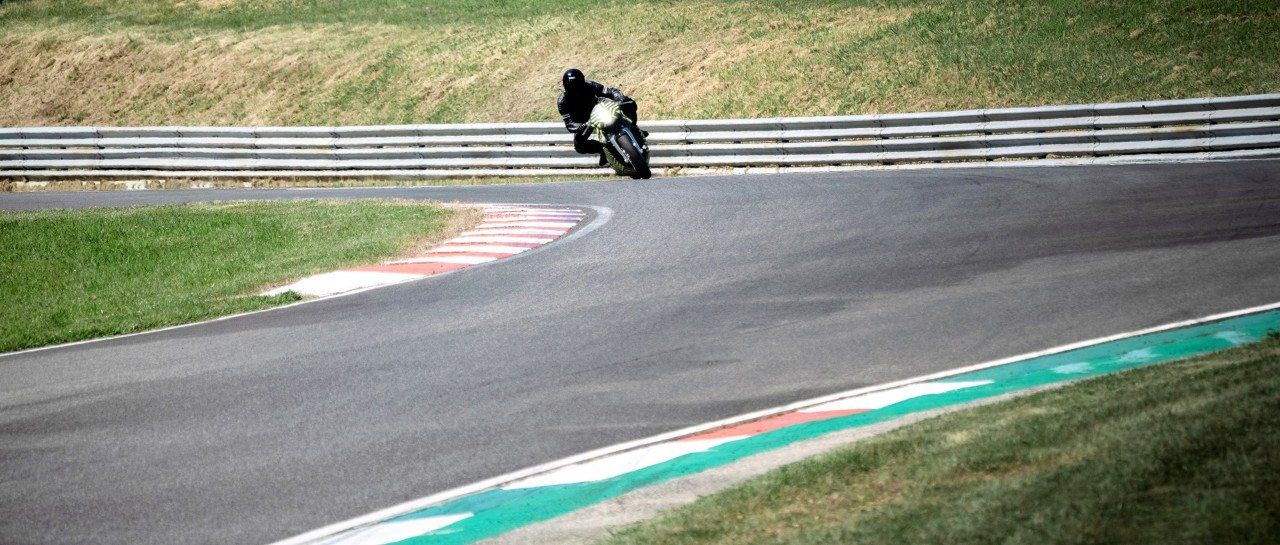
[615,136,651,180]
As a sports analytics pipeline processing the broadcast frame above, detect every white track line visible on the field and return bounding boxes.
[477,221,580,229]
[483,215,582,220]
[428,245,530,255]
[501,438,741,490]
[260,271,424,298]
[484,208,584,213]
[388,255,498,265]
[449,236,556,244]
[319,514,473,545]
[801,380,993,412]
[504,381,994,490]
[268,299,1280,545]
[460,228,568,236]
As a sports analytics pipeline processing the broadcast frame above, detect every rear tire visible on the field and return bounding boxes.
[615,136,651,180]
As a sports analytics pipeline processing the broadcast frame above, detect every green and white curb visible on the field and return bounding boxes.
[274,302,1280,545]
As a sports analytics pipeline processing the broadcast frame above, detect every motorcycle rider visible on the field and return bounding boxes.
[557,68,644,166]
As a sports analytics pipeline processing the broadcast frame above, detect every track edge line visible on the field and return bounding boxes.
[0,203,608,362]
[268,299,1280,545]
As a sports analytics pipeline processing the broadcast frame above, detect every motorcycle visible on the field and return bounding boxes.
[586,98,652,179]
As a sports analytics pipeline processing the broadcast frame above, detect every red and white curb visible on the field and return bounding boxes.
[303,382,999,544]
[263,205,587,298]
[496,380,991,490]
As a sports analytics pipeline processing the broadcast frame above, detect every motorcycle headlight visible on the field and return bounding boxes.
[589,103,619,129]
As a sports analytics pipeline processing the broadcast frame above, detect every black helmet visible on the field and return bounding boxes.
[562,68,587,93]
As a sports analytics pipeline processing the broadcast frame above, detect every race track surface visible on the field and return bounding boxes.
[3,160,1280,544]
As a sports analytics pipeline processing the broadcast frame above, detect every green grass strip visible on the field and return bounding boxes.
[0,200,451,353]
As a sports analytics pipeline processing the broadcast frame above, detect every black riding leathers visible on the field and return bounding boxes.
[557,80,641,157]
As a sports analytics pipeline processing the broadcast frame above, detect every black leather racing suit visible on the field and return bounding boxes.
[557,81,639,155]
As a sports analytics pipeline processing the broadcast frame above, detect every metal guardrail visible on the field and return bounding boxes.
[2,94,1278,178]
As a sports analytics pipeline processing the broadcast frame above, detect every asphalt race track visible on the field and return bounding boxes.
[3,160,1280,545]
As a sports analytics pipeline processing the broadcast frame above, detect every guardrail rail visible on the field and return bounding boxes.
[2,94,1278,179]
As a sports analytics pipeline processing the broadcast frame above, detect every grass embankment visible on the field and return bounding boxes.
[1,175,594,192]
[0,200,462,352]
[0,0,1276,127]
[601,335,1280,545]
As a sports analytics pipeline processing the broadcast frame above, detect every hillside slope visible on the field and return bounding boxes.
[1,0,1276,126]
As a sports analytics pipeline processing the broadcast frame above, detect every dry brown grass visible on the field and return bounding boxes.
[0,175,594,192]
[0,0,1276,127]
[0,3,910,126]
[473,4,910,120]
[0,25,430,125]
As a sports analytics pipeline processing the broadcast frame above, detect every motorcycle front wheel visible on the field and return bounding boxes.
[615,135,651,180]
